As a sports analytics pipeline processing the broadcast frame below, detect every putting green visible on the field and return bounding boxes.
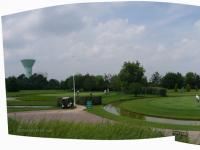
[120,95,200,120]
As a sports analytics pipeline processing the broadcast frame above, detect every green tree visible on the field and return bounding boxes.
[119,61,146,93]
[6,76,19,92]
[110,75,121,91]
[83,74,96,91]
[104,74,112,89]
[95,75,106,91]
[150,72,162,86]
[74,74,84,90]
[176,72,184,89]
[28,73,48,90]
[17,74,28,90]
[47,79,60,89]
[161,72,180,89]
[185,72,200,89]
[195,74,200,89]
[60,80,67,90]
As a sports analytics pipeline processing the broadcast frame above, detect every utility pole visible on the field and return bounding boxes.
[73,74,76,107]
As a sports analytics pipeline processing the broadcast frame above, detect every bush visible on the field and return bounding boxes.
[127,83,142,96]
[141,87,167,97]
[76,96,102,105]
[159,88,167,97]
[125,85,167,97]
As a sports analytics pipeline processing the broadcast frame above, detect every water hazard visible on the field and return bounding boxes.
[104,104,200,126]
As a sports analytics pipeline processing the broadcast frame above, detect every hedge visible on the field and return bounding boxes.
[76,96,102,105]
[140,87,167,97]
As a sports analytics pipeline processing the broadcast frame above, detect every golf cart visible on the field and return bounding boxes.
[57,97,74,109]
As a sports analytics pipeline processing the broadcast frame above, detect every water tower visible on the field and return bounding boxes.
[21,59,35,78]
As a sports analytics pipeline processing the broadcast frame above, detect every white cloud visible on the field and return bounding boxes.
[3,9,147,79]
[3,11,41,41]
[194,20,200,31]
[3,2,200,80]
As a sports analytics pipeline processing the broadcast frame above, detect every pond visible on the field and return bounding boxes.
[104,104,120,116]
[104,104,200,126]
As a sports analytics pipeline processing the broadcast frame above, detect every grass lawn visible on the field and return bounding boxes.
[7,90,200,131]
[6,90,99,111]
[88,105,200,131]
[8,118,162,139]
[6,90,138,112]
[119,94,200,120]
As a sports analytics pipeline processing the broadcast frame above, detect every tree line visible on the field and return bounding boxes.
[150,71,200,91]
[5,73,116,92]
[5,60,200,92]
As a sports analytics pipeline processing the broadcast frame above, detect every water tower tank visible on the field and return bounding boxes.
[21,59,35,78]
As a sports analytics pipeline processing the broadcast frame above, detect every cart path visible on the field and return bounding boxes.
[8,105,113,124]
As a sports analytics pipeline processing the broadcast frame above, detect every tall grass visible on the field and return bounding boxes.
[8,118,162,139]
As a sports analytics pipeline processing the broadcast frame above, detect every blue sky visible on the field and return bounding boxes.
[2,2,200,80]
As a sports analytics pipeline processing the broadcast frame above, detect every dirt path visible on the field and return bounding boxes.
[8,105,113,124]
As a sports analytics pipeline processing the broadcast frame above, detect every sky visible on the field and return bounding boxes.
[2,1,200,80]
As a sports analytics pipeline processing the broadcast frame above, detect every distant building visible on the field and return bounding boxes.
[21,59,35,78]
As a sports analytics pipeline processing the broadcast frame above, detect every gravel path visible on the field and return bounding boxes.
[8,105,113,124]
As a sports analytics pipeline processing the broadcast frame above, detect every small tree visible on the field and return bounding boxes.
[174,83,178,92]
[186,84,191,92]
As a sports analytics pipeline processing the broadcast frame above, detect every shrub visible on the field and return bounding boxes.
[76,96,102,105]
[141,87,167,97]
[127,83,142,96]
[159,88,167,97]
[125,86,167,97]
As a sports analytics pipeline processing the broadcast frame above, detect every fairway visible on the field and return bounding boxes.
[6,90,200,144]
[7,90,200,120]
[6,90,137,112]
[120,94,200,120]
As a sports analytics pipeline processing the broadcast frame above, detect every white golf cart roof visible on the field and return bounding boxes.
[62,97,70,100]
